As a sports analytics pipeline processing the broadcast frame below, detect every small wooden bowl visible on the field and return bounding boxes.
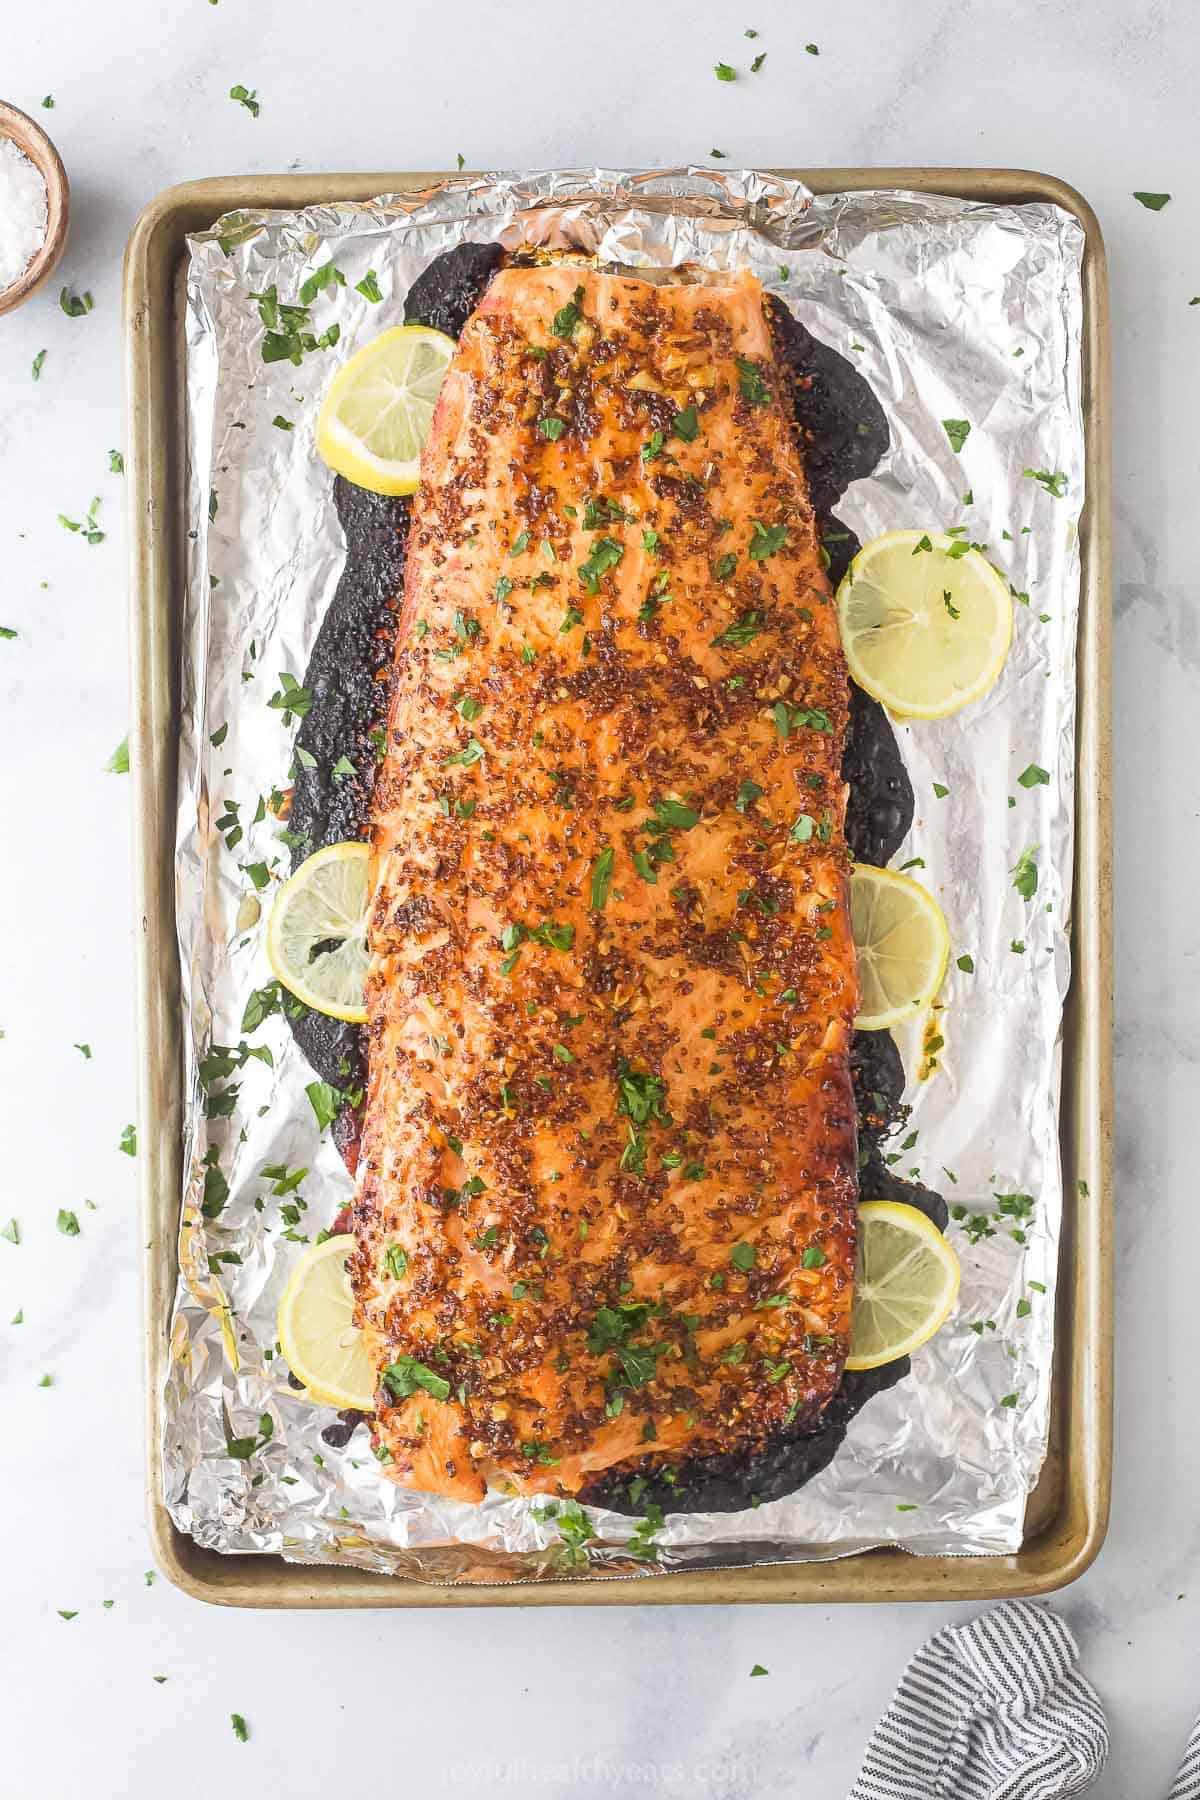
[0,100,70,316]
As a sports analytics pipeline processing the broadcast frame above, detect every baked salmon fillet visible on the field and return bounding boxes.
[349,264,859,1504]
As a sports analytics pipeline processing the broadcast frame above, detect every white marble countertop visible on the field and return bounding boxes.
[0,2,1190,1794]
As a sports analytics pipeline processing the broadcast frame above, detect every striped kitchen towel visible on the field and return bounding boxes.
[1169,1716,1200,1799]
[848,1600,1109,1798]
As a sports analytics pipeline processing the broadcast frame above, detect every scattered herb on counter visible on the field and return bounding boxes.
[942,418,971,453]
[1023,467,1067,499]
[59,287,93,317]
[2,1219,20,1245]
[231,1713,250,1742]
[715,61,737,80]
[709,148,727,159]
[750,1664,769,1676]
[56,1209,80,1237]
[119,1124,137,1157]
[750,50,766,70]
[1010,845,1039,900]
[105,736,129,773]
[806,41,819,53]
[456,153,466,170]
[57,1610,78,1621]
[1017,763,1050,787]
[1133,191,1170,210]
[32,348,46,380]
[41,94,54,107]
[229,84,260,116]
[74,1043,92,1058]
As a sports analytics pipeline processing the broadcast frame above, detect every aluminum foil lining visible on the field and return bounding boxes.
[169,167,1085,1583]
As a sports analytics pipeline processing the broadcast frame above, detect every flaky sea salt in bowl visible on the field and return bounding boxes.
[0,99,69,315]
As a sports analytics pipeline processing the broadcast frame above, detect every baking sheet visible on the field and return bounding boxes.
[162,168,1087,1583]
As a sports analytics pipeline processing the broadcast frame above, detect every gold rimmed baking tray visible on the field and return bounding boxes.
[124,168,1111,1608]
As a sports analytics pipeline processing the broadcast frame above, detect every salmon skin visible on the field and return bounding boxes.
[349,265,859,1503]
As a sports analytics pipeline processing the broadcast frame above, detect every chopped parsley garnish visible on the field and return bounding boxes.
[942,419,971,453]
[956,953,975,974]
[748,519,787,560]
[729,1241,756,1271]
[943,590,960,619]
[933,781,949,799]
[734,778,764,814]
[801,1246,826,1269]
[711,610,764,649]
[578,535,624,593]
[1018,763,1050,787]
[106,736,130,773]
[1011,845,1039,900]
[789,813,814,843]
[773,701,832,738]
[119,1123,137,1157]
[589,846,615,910]
[750,51,766,71]
[442,737,485,768]
[355,270,383,302]
[551,285,586,338]
[56,1209,81,1237]
[32,348,46,380]
[641,429,665,462]
[673,404,699,441]
[1023,467,1068,499]
[382,1355,451,1401]
[735,357,770,405]
[385,1245,408,1281]
[229,84,260,116]
[267,671,312,724]
[538,416,566,441]
[715,61,737,80]
[494,575,513,603]
[1133,191,1170,210]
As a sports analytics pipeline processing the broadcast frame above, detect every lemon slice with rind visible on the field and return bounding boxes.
[266,841,370,1024]
[277,1233,376,1410]
[836,529,1012,719]
[317,324,456,496]
[846,1201,961,1370]
[850,863,950,1031]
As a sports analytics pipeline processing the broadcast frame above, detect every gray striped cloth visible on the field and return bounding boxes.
[849,1600,1111,1797]
[851,1599,1200,1797]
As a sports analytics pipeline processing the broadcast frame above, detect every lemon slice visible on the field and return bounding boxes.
[316,324,456,496]
[846,1201,961,1370]
[277,1233,376,1410]
[850,863,950,1031]
[836,529,1012,719]
[266,841,370,1023]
